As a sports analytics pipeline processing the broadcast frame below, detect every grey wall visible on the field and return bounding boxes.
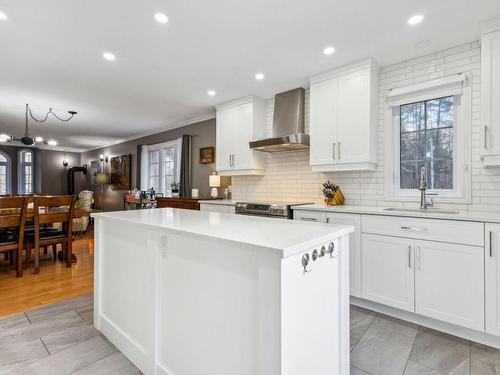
[81,118,228,211]
[0,145,82,195]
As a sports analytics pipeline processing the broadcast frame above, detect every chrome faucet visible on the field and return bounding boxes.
[419,167,437,209]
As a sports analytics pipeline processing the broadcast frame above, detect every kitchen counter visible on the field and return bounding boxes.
[93,208,352,375]
[92,208,351,257]
[291,204,500,223]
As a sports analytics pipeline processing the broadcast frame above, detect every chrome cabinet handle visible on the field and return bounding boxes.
[416,246,421,270]
[300,217,317,222]
[485,125,488,149]
[326,217,330,224]
[332,143,336,160]
[232,154,235,167]
[401,226,427,231]
[338,142,341,159]
[408,245,412,268]
[490,231,493,257]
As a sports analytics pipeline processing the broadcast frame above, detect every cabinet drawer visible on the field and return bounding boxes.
[362,215,484,247]
[293,210,327,223]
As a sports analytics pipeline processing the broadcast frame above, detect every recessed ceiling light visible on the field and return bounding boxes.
[323,46,335,55]
[0,12,7,20]
[207,90,216,96]
[47,139,57,146]
[102,52,116,61]
[154,13,168,23]
[34,136,43,143]
[408,14,424,25]
[255,73,265,80]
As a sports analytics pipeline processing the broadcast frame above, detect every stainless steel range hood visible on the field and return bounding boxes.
[249,88,309,152]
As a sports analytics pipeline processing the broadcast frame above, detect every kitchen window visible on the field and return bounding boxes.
[18,149,33,195]
[0,151,11,195]
[141,139,181,196]
[384,75,471,203]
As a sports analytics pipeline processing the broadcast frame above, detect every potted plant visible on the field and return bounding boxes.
[171,181,181,198]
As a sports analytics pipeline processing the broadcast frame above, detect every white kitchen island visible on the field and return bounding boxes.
[92,208,353,375]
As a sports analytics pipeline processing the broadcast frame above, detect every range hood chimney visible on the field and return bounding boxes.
[249,88,309,152]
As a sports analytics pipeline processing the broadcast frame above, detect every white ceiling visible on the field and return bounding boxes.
[0,0,499,152]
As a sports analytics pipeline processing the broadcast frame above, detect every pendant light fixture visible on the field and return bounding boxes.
[0,103,77,146]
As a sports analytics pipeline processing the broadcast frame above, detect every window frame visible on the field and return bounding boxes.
[18,149,34,195]
[0,151,12,195]
[146,139,181,196]
[384,74,472,204]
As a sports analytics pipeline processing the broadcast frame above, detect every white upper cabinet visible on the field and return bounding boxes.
[481,24,500,167]
[215,97,266,176]
[309,59,378,172]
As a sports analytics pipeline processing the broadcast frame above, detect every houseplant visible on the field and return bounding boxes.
[171,181,181,198]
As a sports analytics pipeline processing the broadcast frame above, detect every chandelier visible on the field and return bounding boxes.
[0,103,77,146]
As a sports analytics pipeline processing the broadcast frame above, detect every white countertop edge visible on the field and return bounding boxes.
[291,204,500,223]
[92,211,353,258]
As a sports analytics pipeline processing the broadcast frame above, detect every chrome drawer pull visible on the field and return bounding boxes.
[401,226,426,231]
[300,217,318,222]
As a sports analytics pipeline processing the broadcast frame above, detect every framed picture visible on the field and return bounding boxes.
[110,154,132,190]
[199,146,215,164]
[89,160,102,185]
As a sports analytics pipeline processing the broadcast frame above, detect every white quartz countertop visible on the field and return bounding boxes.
[92,208,353,257]
[291,204,500,223]
[198,199,237,206]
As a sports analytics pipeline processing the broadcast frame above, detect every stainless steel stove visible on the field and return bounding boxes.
[235,201,312,219]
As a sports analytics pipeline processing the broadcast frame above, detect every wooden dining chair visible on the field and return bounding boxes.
[26,195,76,274]
[0,196,28,277]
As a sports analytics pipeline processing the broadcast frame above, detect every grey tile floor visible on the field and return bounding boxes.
[2,295,500,374]
[0,294,140,375]
[350,305,500,375]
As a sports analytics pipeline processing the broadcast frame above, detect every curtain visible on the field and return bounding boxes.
[179,135,192,197]
[139,144,149,191]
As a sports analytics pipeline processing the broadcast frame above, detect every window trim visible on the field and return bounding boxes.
[0,151,12,195]
[384,74,472,204]
[18,149,34,195]
[144,139,182,195]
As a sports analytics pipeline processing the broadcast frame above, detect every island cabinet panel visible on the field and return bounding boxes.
[93,219,157,374]
[156,233,281,375]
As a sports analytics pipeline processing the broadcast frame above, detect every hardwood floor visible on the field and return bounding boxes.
[0,229,94,318]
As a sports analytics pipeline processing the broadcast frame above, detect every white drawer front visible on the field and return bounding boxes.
[293,210,327,223]
[362,215,484,247]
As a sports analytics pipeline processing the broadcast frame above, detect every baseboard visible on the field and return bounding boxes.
[98,314,149,373]
[351,297,500,349]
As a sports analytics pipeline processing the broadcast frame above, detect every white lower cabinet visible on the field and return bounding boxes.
[327,212,362,297]
[361,234,415,312]
[486,224,500,335]
[199,203,235,214]
[414,240,484,331]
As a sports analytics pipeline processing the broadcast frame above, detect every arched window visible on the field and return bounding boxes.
[18,149,33,194]
[0,151,11,195]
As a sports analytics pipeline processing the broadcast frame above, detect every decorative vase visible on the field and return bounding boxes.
[324,188,345,206]
[171,191,180,198]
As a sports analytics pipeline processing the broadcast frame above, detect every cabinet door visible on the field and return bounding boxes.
[337,69,371,163]
[362,234,414,312]
[482,30,500,156]
[310,79,338,165]
[231,102,253,170]
[486,224,500,335]
[216,108,233,171]
[327,212,362,297]
[415,240,484,331]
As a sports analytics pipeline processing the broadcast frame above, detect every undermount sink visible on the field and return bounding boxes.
[383,208,460,215]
